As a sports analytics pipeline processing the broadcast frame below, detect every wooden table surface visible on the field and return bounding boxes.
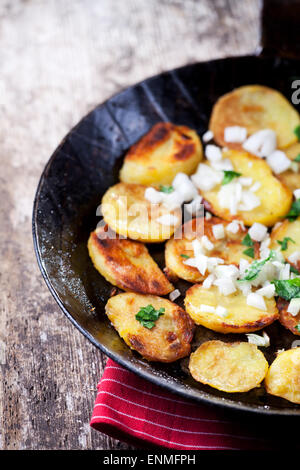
[0,0,260,450]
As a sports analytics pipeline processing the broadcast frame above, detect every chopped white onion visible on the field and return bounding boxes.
[192,238,204,257]
[246,293,267,310]
[242,129,277,158]
[205,211,212,220]
[201,235,214,251]
[238,190,261,211]
[256,284,275,298]
[248,223,268,242]
[288,251,300,264]
[266,150,291,174]
[279,263,290,280]
[250,181,261,192]
[287,298,300,317]
[214,278,236,295]
[144,187,163,204]
[199,304,215,313]
[161,191,184,210]
[224,126,247,143]
[259,235,271,259]
[202,130,214,143]
[185,195,203,215]
[172,172,198,201]
[237,281,252,296]
[215,305,228,318]
[205,144,222,162]
[169,289,181,301]
[293,188,300,200]
[191,163,223,191]
[202,274,215,289]
[239,258,250,277]
[212,223,225,240]
[214,264,239,280]
[226,220,240,234]
[246,331,270,347]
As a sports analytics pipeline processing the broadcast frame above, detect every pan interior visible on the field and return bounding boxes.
[33,55,300,415]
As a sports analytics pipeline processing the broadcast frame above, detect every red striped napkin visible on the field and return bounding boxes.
[90,358,299,450]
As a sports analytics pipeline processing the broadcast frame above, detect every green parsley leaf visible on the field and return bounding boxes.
[277,237,295,251]
[242,233,254,247]
[271,278,300,301]
[135,304,165,329]
[296,324,300,332]
[238,250,276,282]
[286,199,300,221]
[294,154,300,162]
[243,247,255,258]
[222,170,241,185]
[294,125,300,141]
[180,254,190,259]
[159,185,174,194]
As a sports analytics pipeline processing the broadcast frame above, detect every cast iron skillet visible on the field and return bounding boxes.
[33,0,300,416]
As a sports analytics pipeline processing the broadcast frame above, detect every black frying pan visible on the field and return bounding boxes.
[33,0,300,416]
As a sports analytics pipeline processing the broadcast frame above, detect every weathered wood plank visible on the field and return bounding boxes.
[0,0,259,450]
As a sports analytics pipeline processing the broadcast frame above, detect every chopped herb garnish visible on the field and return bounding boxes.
[135,304,165,329]
[286,199,300,221]
[295,154,300,162]
[277,237,295,251]
[243,247,255,258]
[290,265,300,275]
[271,278,300,301]
[238,250,276,282]
[222,170,241,185]
[296,324,300,332]
[294,125,300,141]
[180,254,190,259]
[242,233,254,247]
[159,185,174,193]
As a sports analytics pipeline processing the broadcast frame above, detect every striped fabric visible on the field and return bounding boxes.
[89,358,300,450]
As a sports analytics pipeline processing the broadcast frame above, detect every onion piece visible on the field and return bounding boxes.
[266,150,291,174]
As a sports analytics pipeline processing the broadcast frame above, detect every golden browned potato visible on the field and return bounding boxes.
[189,340,269,393]
[277,142,300,192]
[165,216,258,283]
[184,284,278,334]
[276,298,300,336]
[269,217,300,268]
[105,292,195,362]
[200,149,292,226]
[265,348,300,403]
[101,182,181,242]
[119,122,203,185]
[88,226,173,295]
[209,85,300,150]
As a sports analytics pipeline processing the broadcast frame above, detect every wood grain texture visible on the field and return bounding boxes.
[0,0,259,450]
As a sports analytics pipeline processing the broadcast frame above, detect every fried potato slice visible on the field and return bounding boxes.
[101,182,181,242]
[88,226,173,295]
[184,284,278,333]
[165,216,258,283]
[105,292,195,362]
[269,217,300,268]
[189,340,269,393]
[200,149,292,226]
[209,85,300,150]
[277,298,300,336]
[119,122,203,185]
[277,142,300,192]
[265,348,300,403]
